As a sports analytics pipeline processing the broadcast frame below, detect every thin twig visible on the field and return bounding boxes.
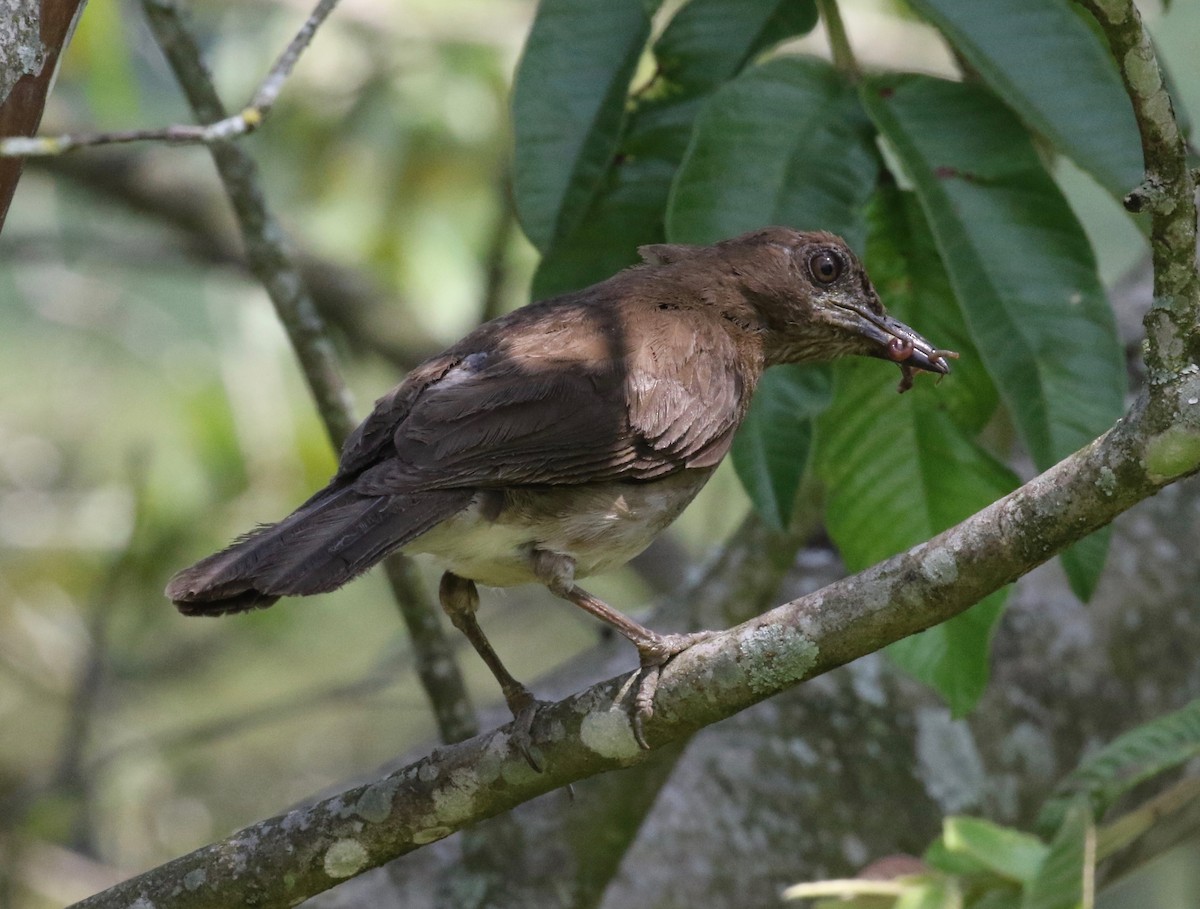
[0,121,257,156]
[139,0,474,747]
[383,559,478,744]
[250,0,342,113]
[140,0,356,447]
[0,0,342,159]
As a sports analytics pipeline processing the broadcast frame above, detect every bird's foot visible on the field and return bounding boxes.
[632,630,715,749]
[503,685,550,772]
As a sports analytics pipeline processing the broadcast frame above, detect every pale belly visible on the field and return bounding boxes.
[402,469,714,587]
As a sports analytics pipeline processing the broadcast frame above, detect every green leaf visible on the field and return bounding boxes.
[925,836,990,877]
[942,817,1048,884]
[865,185,998,434]
[1058,530,1110,603]
[731,364,832,530]
[905,0,1142,196]
[655,0,818,94]
[975,894,1023,909]
[667,57,879,250]
[531,0,819,298]
[1024,800,1095,909]
[895,878,960,909]
[860,75,1125,601]
[819,365,1016,713]
[1037,697,1200,834]
[532,97,700,298]
[511,0,651,253]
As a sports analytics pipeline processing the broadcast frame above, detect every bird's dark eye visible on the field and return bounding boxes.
[809,250,843,285]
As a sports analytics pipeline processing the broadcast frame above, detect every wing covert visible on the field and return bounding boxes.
[344,305,761,494]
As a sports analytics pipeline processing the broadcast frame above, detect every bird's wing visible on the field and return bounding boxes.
[336,354,459,479]
[345,305,757,494]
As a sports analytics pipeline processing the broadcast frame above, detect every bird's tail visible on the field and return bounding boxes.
[166,486,472,616]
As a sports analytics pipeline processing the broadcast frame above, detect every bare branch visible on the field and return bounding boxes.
[250,0,341,114]
[140,0,356,447]
[0,0,342,159]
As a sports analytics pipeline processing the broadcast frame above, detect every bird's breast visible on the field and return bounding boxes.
[402,470,714,587]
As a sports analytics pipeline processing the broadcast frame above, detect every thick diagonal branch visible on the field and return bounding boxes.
[67,382,1200,909]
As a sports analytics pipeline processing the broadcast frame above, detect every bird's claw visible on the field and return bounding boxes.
[632,630,715,749]
[504,686,549,772]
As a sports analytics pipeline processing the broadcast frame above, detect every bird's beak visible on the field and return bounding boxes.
[879,314,953,374]
[858,312,957,392]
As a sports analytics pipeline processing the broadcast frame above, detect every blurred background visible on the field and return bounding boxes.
[1,0,1198,906]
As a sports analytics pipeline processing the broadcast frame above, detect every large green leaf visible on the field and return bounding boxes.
[860,74,1125,601]
[667,56,878,250]
[511,0,650,253]
[867,185,998,434]
[532,97,700,298]
[731,364,832,531]
[906,0,1142,197]
[655,0,818,93]
[818,362,1016,713]
[532,0,819,298]
[1037,697,1200,834]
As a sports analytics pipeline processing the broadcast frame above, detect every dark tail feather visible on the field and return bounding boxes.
[166,487,472,616]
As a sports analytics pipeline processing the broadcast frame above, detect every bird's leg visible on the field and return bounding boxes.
[438,571,544,770]
[531,550,712,749]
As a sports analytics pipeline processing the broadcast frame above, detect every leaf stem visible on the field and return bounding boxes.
[817,0,860,83]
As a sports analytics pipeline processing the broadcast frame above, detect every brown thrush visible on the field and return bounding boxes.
[167,227,953,757]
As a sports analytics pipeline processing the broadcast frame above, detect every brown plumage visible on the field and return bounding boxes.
[166,226,953,757]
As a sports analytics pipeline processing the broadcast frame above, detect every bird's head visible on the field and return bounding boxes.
[715,227,956,391]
